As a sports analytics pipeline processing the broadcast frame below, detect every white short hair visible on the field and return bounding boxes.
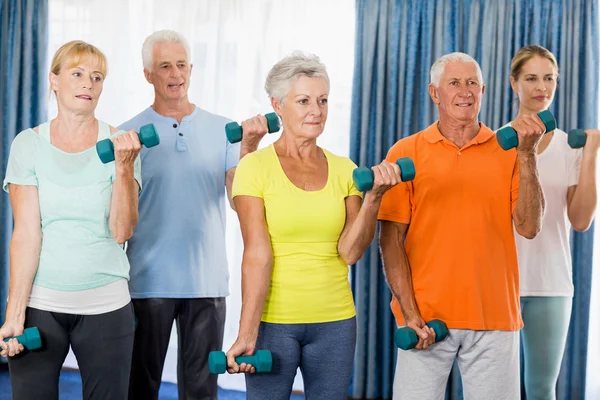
[265,51,330,103]
[430,52,484,87]
[142,30,191,70]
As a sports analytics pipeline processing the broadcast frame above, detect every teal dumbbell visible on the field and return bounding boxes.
[496,110,556,150]
[208,350,272,374]
[353,157,416,192]
[3,327,42,350]
[568,129,588,149]
[394,320,448,350]
[96,124,160,164]
[225,113,281,144]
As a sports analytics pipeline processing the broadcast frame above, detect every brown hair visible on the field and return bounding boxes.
[510,45,558,80]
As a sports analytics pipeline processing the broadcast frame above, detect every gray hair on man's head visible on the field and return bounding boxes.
[430,52,484,87]
[142,30,191,70]
[265,51,330,103]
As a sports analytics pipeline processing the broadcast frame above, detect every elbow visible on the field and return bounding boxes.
[571,218,593,232]
[113,230,133,245]
[342,254,360,266]
[516,225,540,240]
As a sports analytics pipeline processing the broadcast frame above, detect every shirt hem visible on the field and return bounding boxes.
[261,311,356,324]
[130,292,230,299]
[520,291,573,297]
[35,276,123,291]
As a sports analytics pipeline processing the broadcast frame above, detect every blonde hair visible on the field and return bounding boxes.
[50,40,108,77]
[510,45,559,80]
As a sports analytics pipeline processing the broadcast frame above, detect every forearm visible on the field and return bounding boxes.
[514,153,545,238]
[338,194,381,265]
[237,254,273,341]
[569,151,598,231]
[109,165,139,243]
[380,238,420,321]
[6,236,41,324]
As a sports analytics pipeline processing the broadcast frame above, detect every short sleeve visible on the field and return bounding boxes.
[232,152,264,199]
[3,130,39,192]
[568,148,582,187]
[377,144,412,224]
[511,158,519,214]
[133,154,142,192]
[225,139,241,172]
[345,158,363,198]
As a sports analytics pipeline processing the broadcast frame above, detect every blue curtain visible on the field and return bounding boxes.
[0,0,48,326]
[349,1,598,399]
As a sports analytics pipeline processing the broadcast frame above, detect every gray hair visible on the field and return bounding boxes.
[265,51,330,103]
[430,52,484,87]
[142,30,191,70]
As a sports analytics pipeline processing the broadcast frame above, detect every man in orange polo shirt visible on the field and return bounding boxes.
[378,52,547,399]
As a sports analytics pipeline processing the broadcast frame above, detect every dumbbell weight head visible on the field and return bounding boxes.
[139,124,160,147]
[568,129,586,149]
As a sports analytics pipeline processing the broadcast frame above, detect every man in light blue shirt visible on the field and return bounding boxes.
[119,30,247,400]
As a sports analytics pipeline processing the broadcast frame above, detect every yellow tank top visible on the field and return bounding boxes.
[232,144,361,323]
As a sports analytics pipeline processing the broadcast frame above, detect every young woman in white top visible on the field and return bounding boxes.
[507,44,599,399]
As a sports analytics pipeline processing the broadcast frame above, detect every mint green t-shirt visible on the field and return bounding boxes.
[2,120,142,291]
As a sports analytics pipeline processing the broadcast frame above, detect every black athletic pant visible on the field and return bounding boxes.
[128,298,226,400]
[8,303,135,400]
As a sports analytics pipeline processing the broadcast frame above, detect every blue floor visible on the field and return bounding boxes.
[0,364,305,399]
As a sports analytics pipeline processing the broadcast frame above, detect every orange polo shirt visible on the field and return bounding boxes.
[378,121,523,331]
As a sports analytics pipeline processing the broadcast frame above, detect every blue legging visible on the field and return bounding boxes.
[521,296,572,400]
[245,316,356,400]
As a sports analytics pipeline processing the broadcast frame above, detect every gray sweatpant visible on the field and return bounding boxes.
[393,329,520,400]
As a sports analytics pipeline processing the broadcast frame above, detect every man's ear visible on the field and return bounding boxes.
[428,84,440,105]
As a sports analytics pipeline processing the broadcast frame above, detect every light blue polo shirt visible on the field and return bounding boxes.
[119,106,240,298]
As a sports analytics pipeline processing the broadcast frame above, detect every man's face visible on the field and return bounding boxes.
[144,42,192,102]
[429,61,485,124]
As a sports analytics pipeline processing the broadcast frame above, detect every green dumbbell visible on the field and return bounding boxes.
[225,113,281,144]
[352,157,416,192]
[567,129,588,149]
[208,350,272,374]
[496,110,556,150]
[96,124,160,164]
[394,320,448,350]
[3,327,42,351]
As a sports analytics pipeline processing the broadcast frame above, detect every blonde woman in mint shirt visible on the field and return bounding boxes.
[0,41,142,400]
[226,52,402,400]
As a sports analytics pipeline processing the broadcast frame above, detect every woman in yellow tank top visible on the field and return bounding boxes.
[227,52,402,399]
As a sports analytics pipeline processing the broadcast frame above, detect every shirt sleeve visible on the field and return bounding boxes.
[232,152,264,199]
[225,139,241,172]
[345,158,363,198]
[377,144,412,224]
[511,157,519,214]
[133,154,142,192]
[569,148,583,187]
[3,130,39,192]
